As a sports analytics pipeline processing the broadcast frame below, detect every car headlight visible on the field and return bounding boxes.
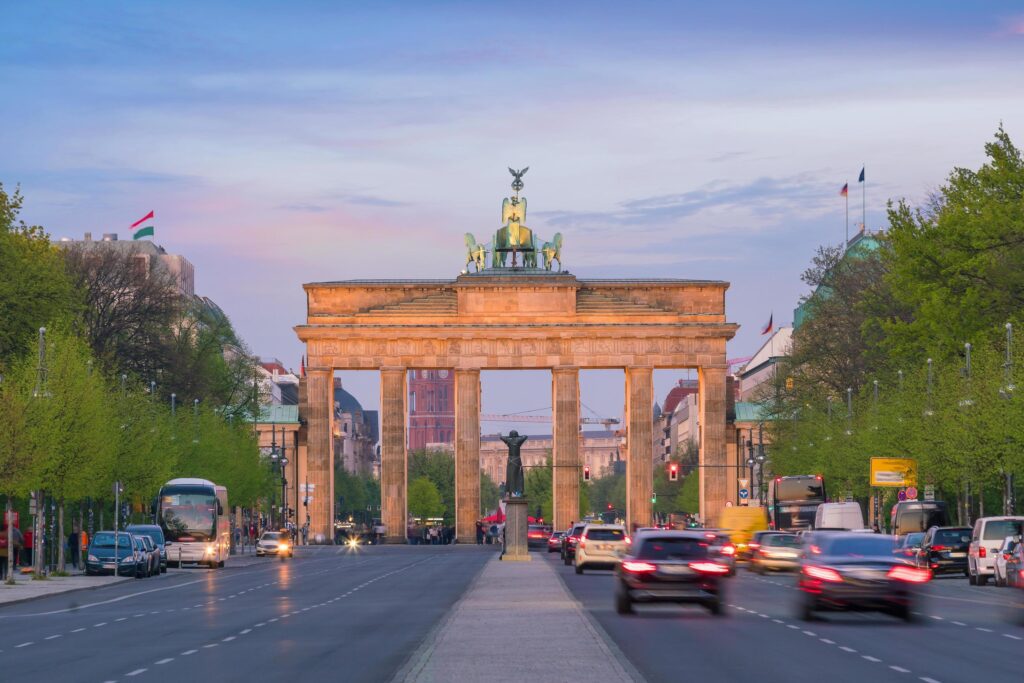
[204,544,215,555]
[88,554,98,562]
[121,556,133,564]
[278,543,289,551]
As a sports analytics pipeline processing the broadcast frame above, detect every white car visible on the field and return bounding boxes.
[575,524,629,574]
[968,516,1024,585]
[994,536,1021,587]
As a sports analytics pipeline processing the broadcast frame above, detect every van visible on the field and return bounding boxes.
[717,506,768,560]
[814,502,866,531]
[890,501,949,537]
[968,516,1024,585]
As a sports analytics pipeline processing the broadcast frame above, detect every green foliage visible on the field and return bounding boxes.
[335,468,380,523]
[675,473,699,513]
[480,471,500,515]
[524,459,553,522]
[407,477,444,519]
[588,472,625,516]
[408,449,454,522]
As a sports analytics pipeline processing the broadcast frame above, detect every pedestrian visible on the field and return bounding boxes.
[14,526,25,570]
[475,522,484,545]
[67,528,79,569]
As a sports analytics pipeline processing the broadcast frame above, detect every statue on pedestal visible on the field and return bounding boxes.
[501,430,528,498]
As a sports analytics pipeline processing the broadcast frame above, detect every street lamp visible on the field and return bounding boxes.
[279,425,289,531]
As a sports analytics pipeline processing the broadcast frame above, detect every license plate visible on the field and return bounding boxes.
[949,552,965,558]
[659,565,693,575]
[103,563,115,569]
[598,544,610,550]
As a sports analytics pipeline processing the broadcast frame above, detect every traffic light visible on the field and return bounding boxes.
[606,503,613,511]
[583,465,591,482]
[668,463,679,482]
[651,492,657,504]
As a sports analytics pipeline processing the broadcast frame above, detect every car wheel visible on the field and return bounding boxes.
[575,563,584,575]
[968,571,977,585]
[564,555,571,566]
[615,587,634,615]
[799,595,816,621]
[707,598,724,616]
[978,574,989,586]
[896,602,919,623]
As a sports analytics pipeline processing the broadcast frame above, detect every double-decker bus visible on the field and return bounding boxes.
[768,475,826,531]
[158,478,230,568]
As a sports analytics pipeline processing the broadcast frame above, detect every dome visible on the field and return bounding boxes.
[334,384,364,414]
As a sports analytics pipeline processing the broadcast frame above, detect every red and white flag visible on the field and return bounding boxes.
[760,313,773,336]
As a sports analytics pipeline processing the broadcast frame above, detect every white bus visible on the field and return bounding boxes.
[158,478,230,568]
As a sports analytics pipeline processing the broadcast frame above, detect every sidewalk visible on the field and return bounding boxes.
[0,570,132,607]
[395,556,641,683]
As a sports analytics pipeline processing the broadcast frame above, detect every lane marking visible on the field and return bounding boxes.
[920,678,942,683]
[976,627,993,633]
[115,617,127,622]
[202,643,218,649]
[156,658,174,665]
[802,630,816,636]
[72,628,86,633]
[125,669,147,677]
[222,636,236,642]
[952,621,966,626]
[839,646,857,653]
[820,639,834,645]
[862,655,881,663]
[181,649,198,655]
[15,642,33,648]
[44,635,61,640]
[239,629,252,635]
[890,665,910,673]
[94,622,107,627]
[929,615,943,621]
[1003,633,1022,640]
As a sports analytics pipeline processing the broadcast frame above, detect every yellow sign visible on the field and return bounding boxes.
[785,377,794,391]
[870,457,918,487]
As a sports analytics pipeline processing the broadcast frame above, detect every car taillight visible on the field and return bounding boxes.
[721,545,736,556]
[979,547,987,558]
[624,536,631,545]
[749,543,761,550]
[931,545,947,551]
[1004,553,1013,560]
[621,561,657,573]
[803,565,843,582]
[689,561,730,574]
[887,565,931,583]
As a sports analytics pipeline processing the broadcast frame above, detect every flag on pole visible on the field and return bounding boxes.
[858,167,865,183]
[130,210,155,240]
[300,355,306,378]
[840,183,848,197]
[760,313,773,336]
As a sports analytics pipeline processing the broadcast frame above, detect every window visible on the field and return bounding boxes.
[637,537,708,560]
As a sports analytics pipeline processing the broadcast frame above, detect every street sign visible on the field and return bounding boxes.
[906,486,918,500]
[870,458,918,487]
[898,489,907,502]
[845,491,854,502]
[739,489,750,500]
[924,485,935,501]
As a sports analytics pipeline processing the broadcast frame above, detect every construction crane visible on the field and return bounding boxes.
[479,414,621,430]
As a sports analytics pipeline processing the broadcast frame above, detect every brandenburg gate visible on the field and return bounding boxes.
[294,169,738,543]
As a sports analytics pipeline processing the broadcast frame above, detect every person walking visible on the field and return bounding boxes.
[475,522,484,545]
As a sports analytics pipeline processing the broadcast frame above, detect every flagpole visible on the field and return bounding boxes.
[861,165,866,234]
[845,180,849,247]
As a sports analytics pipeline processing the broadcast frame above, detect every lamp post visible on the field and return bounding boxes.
[270,423,278,527]
[279,425,289,531]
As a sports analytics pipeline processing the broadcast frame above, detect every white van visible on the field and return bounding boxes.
[814,502,866,531]
[968,516,1024,585]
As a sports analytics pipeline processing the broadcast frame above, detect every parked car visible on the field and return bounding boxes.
[138,535,161,577]
[614,530,728,616]
[797,531,931,622]
[126,524,167,573]
[750,532,802,574]
[527,525,552,550]
[547,530,565,553]
[256,531,293,557]
[815,502,866,531]
[916,526,971,576]
[86,531,144,577]
[575,524,629,574]
[969,516,1024,585]
[562,523,588,565]
[891,501,949,537]
[893,532,925,561]
[994,536,1021,587]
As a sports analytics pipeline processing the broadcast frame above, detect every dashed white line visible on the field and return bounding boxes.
[929,615,943,621]
[115,617,127,622]
[72,628,86,633]
[239,629,252,635]
[920,678,942,683]
[802,630,816,636]
[786,624,799,630]
[15,642,33,648]
[820,639,835,645]
[222,636,236,642]
[181,649,198,656]
[1003,633,1022,640]
[156,658,174,665]
[862,655,881,663]
[952,621,966,626]
[125,669,148,677]
[772,619,784,624]
[255,623,266,627]
[93,622,107,627]
[890,666,910,673]
[44,635,61,640]
[976,627,993,633]
[202,643,218,649]
[839,646,858,653]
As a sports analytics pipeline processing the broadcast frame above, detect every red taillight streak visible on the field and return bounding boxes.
[803,565,843,582]
[887,565,931,583]
[749,543,761,550]
[689,561,730,574]
[931,545,947,551]
[621,561,657,573]
[721,545,736,556]
[979,547,987,558]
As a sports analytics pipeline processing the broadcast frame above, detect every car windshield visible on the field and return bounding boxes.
[128,527,165,545]
[262,532,281,541]
[587,528,624,541]
[983,520,1024,541]
[824,536,898,557]
[765,534,801,548]
[902,532,925,547]
[637,537,709,560]
[934,529,971,545]
[92,532,132,548]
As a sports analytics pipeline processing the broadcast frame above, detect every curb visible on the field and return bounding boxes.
[0,575,136,610]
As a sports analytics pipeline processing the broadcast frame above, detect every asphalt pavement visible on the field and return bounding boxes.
[551,552,1024,683]
[0,545,492,683]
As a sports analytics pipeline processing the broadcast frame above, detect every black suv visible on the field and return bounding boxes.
[561,523,588,565]
[917,526,972,576]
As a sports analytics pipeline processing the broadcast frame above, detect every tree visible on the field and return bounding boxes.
[480,471,500,515]
[675,473,699,514]
[0,183,78,367]
[407,477,444,520]
[408,449,455,522]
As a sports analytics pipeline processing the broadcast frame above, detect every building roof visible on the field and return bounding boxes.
[740,327,792,378]
[662,380,699,414]
[334,385,364,414]
[734,401,771,423]
[248,404,300,424]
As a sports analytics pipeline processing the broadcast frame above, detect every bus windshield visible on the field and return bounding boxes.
[159,486,217,541]
[775,477,824,501]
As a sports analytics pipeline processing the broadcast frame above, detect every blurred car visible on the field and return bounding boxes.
[575,524,629,574]
[704,531,737,576]
[547,530,565,553]
[1005,539,1024,588]
[750,532,802,573]
[614,530,728,616]
[798,532,930,622]
[995,536,1021,587]
[969,516,1024,585]
[138,535,161,577]
[562,523,588,565]
[86,531,145,577]
[256,531,293,557]
[893,532,925,561]
[126,524,167,573]
[527,525,552,550]
[718,506,768,561]
[916,526,971,576]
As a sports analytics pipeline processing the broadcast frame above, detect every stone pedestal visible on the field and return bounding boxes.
[501,497,531,562]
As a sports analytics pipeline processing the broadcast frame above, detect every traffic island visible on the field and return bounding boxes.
[500,496,531,562]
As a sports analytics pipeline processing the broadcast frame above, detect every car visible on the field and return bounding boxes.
[614,530,728,616]
[968,516,1024,585]
[704,531,737,576]
[131,535,154,577]
[1005,538,1024,588]
[750,532,802,574]
[547,530,565,553]
[126,524,167,573]
[717,506,768,561]
[994,536,1021,587]
[256,531,293,557]
[86,531,144,577]
[893,532,925,561]
[815,502,866,531]
[138,535,161,577]
[797,532,931,622]
[562,523,588,565]
[527,525,552,550]
[891,501,949,537]
[916,526,971,576]
[575,524,629,574]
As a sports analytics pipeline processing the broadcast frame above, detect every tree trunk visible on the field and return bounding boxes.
[5,499,14,585]
[57,498,65,574]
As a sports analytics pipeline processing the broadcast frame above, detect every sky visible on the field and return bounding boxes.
[3,1,1024,424]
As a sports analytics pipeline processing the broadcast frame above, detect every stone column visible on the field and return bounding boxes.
[552,367,580,531]
[380,368,408,544]
[454,369,481,543]
[699,365,728,526]
[625,367,654,532]
[305,368,333,543]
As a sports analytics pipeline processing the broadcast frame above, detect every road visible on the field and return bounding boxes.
[552,552,1024,683]
[0,545,492,683]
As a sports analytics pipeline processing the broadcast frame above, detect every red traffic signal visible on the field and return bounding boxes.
[669,463,679,482]
[583,465,591,482]
[606,503,613,510]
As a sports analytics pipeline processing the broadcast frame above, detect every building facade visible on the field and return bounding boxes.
[333,378,379,476]
[408,369,455,451]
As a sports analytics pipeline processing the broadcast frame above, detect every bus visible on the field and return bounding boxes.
[157,478,230,568]
[768,475,826,531]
